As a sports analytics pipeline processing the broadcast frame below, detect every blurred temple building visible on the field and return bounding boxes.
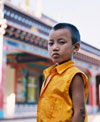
[0,0,100,119]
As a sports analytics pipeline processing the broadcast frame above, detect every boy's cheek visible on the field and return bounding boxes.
[48,48,52,54]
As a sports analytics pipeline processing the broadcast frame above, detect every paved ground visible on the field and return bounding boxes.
[88,113,100,122]
[0,117,36,122]
[1,113,100,122]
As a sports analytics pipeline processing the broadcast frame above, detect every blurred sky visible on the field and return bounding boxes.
[11,0,100,49]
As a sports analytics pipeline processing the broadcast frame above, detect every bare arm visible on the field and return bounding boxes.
[70,73,85,122]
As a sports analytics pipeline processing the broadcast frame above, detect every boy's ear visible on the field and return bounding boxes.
[73,42,80,54]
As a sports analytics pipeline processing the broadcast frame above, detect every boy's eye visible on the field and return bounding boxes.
[59,41,66,44]
[48,42,54,46]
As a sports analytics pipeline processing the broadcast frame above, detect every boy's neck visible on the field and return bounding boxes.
[56,58,72,65]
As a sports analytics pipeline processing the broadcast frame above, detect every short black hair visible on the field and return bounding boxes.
[52,23,81,45]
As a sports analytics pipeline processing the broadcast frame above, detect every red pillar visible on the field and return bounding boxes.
[90,84,94,107]
[0,34,7,119]
[0,65,5,118]
[0,0,7,117]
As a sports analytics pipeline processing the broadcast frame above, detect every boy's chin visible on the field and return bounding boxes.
[52,59,61,64]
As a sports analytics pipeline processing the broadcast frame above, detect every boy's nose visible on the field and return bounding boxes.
[53,44,59,51]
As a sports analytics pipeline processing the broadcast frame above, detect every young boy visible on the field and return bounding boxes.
[37,23,89,122]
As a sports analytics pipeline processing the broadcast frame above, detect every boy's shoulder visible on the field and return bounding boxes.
[65,66,87,78]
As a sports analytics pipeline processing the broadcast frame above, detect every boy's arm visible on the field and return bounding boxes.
[70,73,86,122]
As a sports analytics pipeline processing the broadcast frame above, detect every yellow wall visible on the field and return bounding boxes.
[4,65,15,117]
[4,65,15,102]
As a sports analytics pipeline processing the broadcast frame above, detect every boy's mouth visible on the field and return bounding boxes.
[52,53,60,58]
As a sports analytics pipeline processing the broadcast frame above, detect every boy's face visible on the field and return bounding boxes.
[48,28,76,64]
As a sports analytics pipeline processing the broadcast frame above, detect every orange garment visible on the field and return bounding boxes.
[37,60,89,122]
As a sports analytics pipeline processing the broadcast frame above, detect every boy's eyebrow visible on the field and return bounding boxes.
[48,39,54,41]
[58,38,66,41]
[58,38,64,40]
